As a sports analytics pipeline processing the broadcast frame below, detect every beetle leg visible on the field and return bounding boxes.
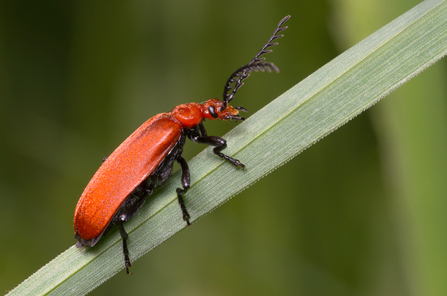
[191,123,245,168]
[198,122,208,137]
[191,135,245,169]
[118,220,132,275]
[176,156,191,226]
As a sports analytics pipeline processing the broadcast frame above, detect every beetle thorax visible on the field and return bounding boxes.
[169,103,203,128]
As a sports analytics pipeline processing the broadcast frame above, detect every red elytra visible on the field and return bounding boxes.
[74,114,182,242]
[73,16,290,274]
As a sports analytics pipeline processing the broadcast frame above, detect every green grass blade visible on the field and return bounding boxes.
[8,0,447,295]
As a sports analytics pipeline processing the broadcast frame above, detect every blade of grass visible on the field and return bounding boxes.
[8,0,447,295]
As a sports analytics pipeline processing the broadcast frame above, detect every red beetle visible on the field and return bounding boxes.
[74,15,290,274]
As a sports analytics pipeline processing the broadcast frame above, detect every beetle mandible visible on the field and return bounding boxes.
[74,15,290,274]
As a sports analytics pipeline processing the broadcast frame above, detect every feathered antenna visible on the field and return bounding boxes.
[222,15,290,110]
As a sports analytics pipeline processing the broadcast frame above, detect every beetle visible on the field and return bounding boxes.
[74,15,290,274]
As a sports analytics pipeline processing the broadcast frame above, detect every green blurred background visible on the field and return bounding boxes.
[1,0,446,295]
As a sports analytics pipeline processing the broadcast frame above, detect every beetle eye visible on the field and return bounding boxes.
[209,106,218,118]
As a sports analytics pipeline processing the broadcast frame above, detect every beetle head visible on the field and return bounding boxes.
[202,99,246,121]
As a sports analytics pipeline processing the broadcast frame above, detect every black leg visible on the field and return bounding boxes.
[191,135,245,169]
[210,137,245,168]
[190,123,245,168]
[176,156,191,226]
[118,220,132,275]
[198,122,208,137]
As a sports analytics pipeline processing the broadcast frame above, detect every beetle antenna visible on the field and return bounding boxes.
[222,15,290,109]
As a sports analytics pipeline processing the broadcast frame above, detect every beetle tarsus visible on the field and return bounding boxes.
[215,151,245,169]
[176,191,191,225]
[123,243,132,275]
